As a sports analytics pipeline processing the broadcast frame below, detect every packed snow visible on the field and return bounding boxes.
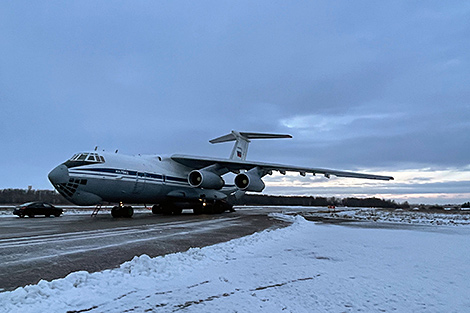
[1,214,470,312]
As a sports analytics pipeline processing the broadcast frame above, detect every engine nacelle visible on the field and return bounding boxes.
[188,170,225,190]
[234,169,265,192]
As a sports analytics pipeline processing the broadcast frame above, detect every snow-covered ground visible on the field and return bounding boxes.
[1,214,469,313]
[304,208,470,226]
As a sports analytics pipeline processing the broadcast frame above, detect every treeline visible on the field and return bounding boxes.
[1,188,467,210]
[232,194,408,209]
[0,189,72,205]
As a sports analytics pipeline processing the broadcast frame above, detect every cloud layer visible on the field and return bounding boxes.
[1,2,469,203]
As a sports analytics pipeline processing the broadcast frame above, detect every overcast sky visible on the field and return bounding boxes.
[1,1,469,204]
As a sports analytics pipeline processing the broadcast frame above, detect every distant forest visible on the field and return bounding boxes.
[0,189,73,205]
[232,194,408,209]
[0,188,455,210]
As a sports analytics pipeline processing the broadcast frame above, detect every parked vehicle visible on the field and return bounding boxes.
[13,202,63,218]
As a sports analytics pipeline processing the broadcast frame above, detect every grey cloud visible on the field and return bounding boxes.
[1,1,470,195]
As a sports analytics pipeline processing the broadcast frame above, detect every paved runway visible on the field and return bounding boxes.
[0,209,288,291]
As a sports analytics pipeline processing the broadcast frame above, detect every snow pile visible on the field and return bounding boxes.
[307,208,470,226]
[1,215,470,312]
[0,208,14,216]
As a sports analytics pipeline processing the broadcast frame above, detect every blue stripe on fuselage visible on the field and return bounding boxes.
[72,167,184,184]
[74,167,163,179]
[71,167,236,188]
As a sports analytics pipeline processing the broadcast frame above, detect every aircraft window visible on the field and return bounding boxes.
[65,153,105,167]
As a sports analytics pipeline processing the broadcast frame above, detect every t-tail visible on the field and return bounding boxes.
[209,131,292,160]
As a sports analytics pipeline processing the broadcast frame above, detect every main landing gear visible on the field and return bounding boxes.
[112,200,234,218]
[111,205,134,218]
[151,200,234,216]
[193,200,233,215]
[151,203,183,215]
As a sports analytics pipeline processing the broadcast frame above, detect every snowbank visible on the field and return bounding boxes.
[1,215,470,312]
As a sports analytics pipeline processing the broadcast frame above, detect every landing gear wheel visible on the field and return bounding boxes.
[125,206,134,218]
[193,205,203,215]
[221,201,234,213]
[211,202,226,214]
[111,206,134,218]
[161,205,173,215]
[193,200,232,215]
[160,204,182,215]
[172,208,183,215]
[152,204,163,214]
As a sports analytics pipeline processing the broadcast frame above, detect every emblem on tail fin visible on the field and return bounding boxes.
[209,131,292,161]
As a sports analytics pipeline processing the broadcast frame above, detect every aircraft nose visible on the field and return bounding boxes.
[48,164,70,185]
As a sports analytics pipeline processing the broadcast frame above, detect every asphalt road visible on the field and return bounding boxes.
[0,209,288,291]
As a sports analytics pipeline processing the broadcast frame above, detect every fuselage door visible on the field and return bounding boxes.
[133,171,145,194]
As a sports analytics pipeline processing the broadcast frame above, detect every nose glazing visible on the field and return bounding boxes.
[48,164,70,185]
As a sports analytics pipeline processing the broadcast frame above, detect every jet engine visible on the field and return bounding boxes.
[234,168,265,192]
[188,170,225,190]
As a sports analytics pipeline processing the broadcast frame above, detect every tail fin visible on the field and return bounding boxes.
[210,131,292,160]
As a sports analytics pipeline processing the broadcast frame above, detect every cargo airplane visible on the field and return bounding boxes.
[48,131,394,217]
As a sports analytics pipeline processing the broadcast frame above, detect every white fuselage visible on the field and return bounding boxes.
[48,151,235,206]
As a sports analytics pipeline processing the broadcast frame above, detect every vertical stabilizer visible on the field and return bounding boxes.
[209,131,292,161]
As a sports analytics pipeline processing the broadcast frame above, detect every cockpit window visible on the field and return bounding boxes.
[64,153,105,168]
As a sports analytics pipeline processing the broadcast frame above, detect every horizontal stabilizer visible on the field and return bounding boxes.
[209,131,292,161]
[210,131,292,144]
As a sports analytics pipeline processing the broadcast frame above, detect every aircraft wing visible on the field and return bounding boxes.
[171,154,394,181]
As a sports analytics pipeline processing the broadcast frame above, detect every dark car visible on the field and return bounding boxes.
[13,202,63,218]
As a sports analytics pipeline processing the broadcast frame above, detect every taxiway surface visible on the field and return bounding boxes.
[0,209,288,291]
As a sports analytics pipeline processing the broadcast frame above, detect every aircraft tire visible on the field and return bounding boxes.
[111,206,120,218]
[212,202,225,214]
[211,201,232,214]
[125,206,134,218]
[161,205,173,215]
[152,204,162,214]
[172,208,183,215]
[193,205,203,215]
[111,206,133,218]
